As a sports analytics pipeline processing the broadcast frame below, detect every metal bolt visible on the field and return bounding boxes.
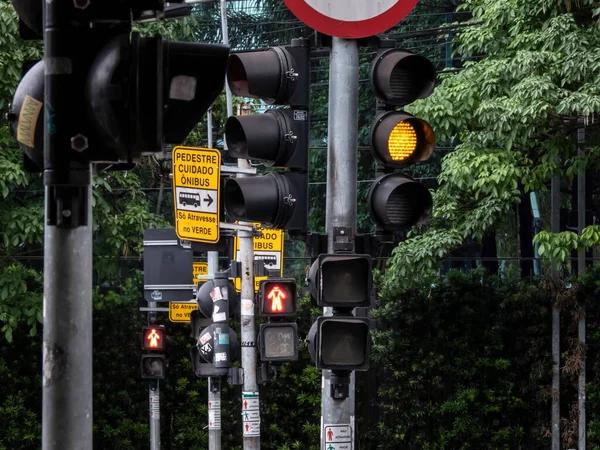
[71,134,88,152]
[73,0,90,10]
[62,209,72,218]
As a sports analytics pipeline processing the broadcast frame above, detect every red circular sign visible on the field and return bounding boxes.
[283,0,420,39]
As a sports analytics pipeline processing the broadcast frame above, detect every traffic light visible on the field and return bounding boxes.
[307,255,372,308]
[9,2,229,172]
[307,255,372,372]
[258,278,297,316]
[368,46,436,231]
[223,39,310,233]
[190,273,240,377]
[141,326,166,351]
[140,324,166,379]
[257,278,298,362]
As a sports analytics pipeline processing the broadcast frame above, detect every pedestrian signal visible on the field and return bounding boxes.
[258,278,297,317]
[141,325,166,351]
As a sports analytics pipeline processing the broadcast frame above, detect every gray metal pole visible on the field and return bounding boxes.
[551,171,561,450]
[238,227,259,448]
[220,0,233,120]
[207,108,214,149]
[577,124,586,450]
[42,179,93,449]
[207,251,222,450]
[149,381,160,450]
[322,37,359,450]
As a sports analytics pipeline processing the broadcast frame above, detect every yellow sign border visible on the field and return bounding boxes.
[172,146,221,243]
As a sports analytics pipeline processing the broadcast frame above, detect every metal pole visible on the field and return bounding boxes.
[149,381,160,450]
[577,124,586,450]
[42,182,93,449]
[207,108,214,149]
[207,251,222,450]
[239,227,259,448]
[322,37,359,450]
[220,0,233,120]
[551,170,561,450]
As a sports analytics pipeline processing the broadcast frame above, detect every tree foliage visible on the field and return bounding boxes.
[384,0,600,292]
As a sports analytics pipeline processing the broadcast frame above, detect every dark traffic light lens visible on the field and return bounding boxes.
[369,174,432,230]
[321,258,370,306]
[371,49,436,106]
[263,325,297,359]
[141,355,166,379]
[320,320,369,367]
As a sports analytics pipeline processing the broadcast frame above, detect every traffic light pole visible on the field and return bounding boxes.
[42,2,93,449]
[322,37,359,449]
[149,381,160,450]
[238,227,260,448]
[207,251,222,450]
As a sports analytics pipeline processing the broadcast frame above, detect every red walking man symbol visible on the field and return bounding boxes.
[147,329,161,348]
[327,428,333,441]
[267,285,287,312]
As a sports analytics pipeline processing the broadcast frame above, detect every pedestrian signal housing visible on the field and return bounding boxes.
[307,254,372,308]
[141,325,166,351]
[258,278,297,317]
[307,317,370,371]
[258,322,299,362]
[140,354,166,379]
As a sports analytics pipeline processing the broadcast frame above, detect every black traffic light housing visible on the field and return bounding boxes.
[223,39,310,234]
[140,324,166,379]
[141,325,166,351]
[258,278,297,316]
[190,273,239,377]
[9,2,229,173]
[307,254,373,309]
[257,278,299,362]
[368,44,437,232]
[307,316,370,372]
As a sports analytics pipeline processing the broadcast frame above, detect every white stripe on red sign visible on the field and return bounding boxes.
[304,0,396,21]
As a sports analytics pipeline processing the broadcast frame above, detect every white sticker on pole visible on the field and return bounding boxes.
[242,409,260,422]
[241,298,254,316]
[208,399,221,409]
[150,393,160,419]
[243,420,260,436]
[242,391,260,410]
[324,424,352,444]
[208,409,221,430]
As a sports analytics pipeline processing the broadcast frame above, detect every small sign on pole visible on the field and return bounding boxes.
[172,146,221,243]
[193,262,209,284]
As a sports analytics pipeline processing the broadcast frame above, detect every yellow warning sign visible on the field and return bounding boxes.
[234,223,284,292]
[193,262,209,285]
[172,146,220,243]
[169,302,198,323]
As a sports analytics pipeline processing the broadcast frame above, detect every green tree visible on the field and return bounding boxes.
[383,0,600,291]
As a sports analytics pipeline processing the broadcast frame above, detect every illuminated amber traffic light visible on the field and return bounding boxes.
[368,45,437,231]
[258,278,297,317]
[141,326,166,351]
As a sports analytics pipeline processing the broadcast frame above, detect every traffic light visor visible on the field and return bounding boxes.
[369,174,432,230]
[260,323,298,361]
[227,47,295,104]
[371,112,435,167]
[371,49,436,106]
[308,254,372,308]
[320,320,369,367]
[225,110,296,166]
[141,354,166,379]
